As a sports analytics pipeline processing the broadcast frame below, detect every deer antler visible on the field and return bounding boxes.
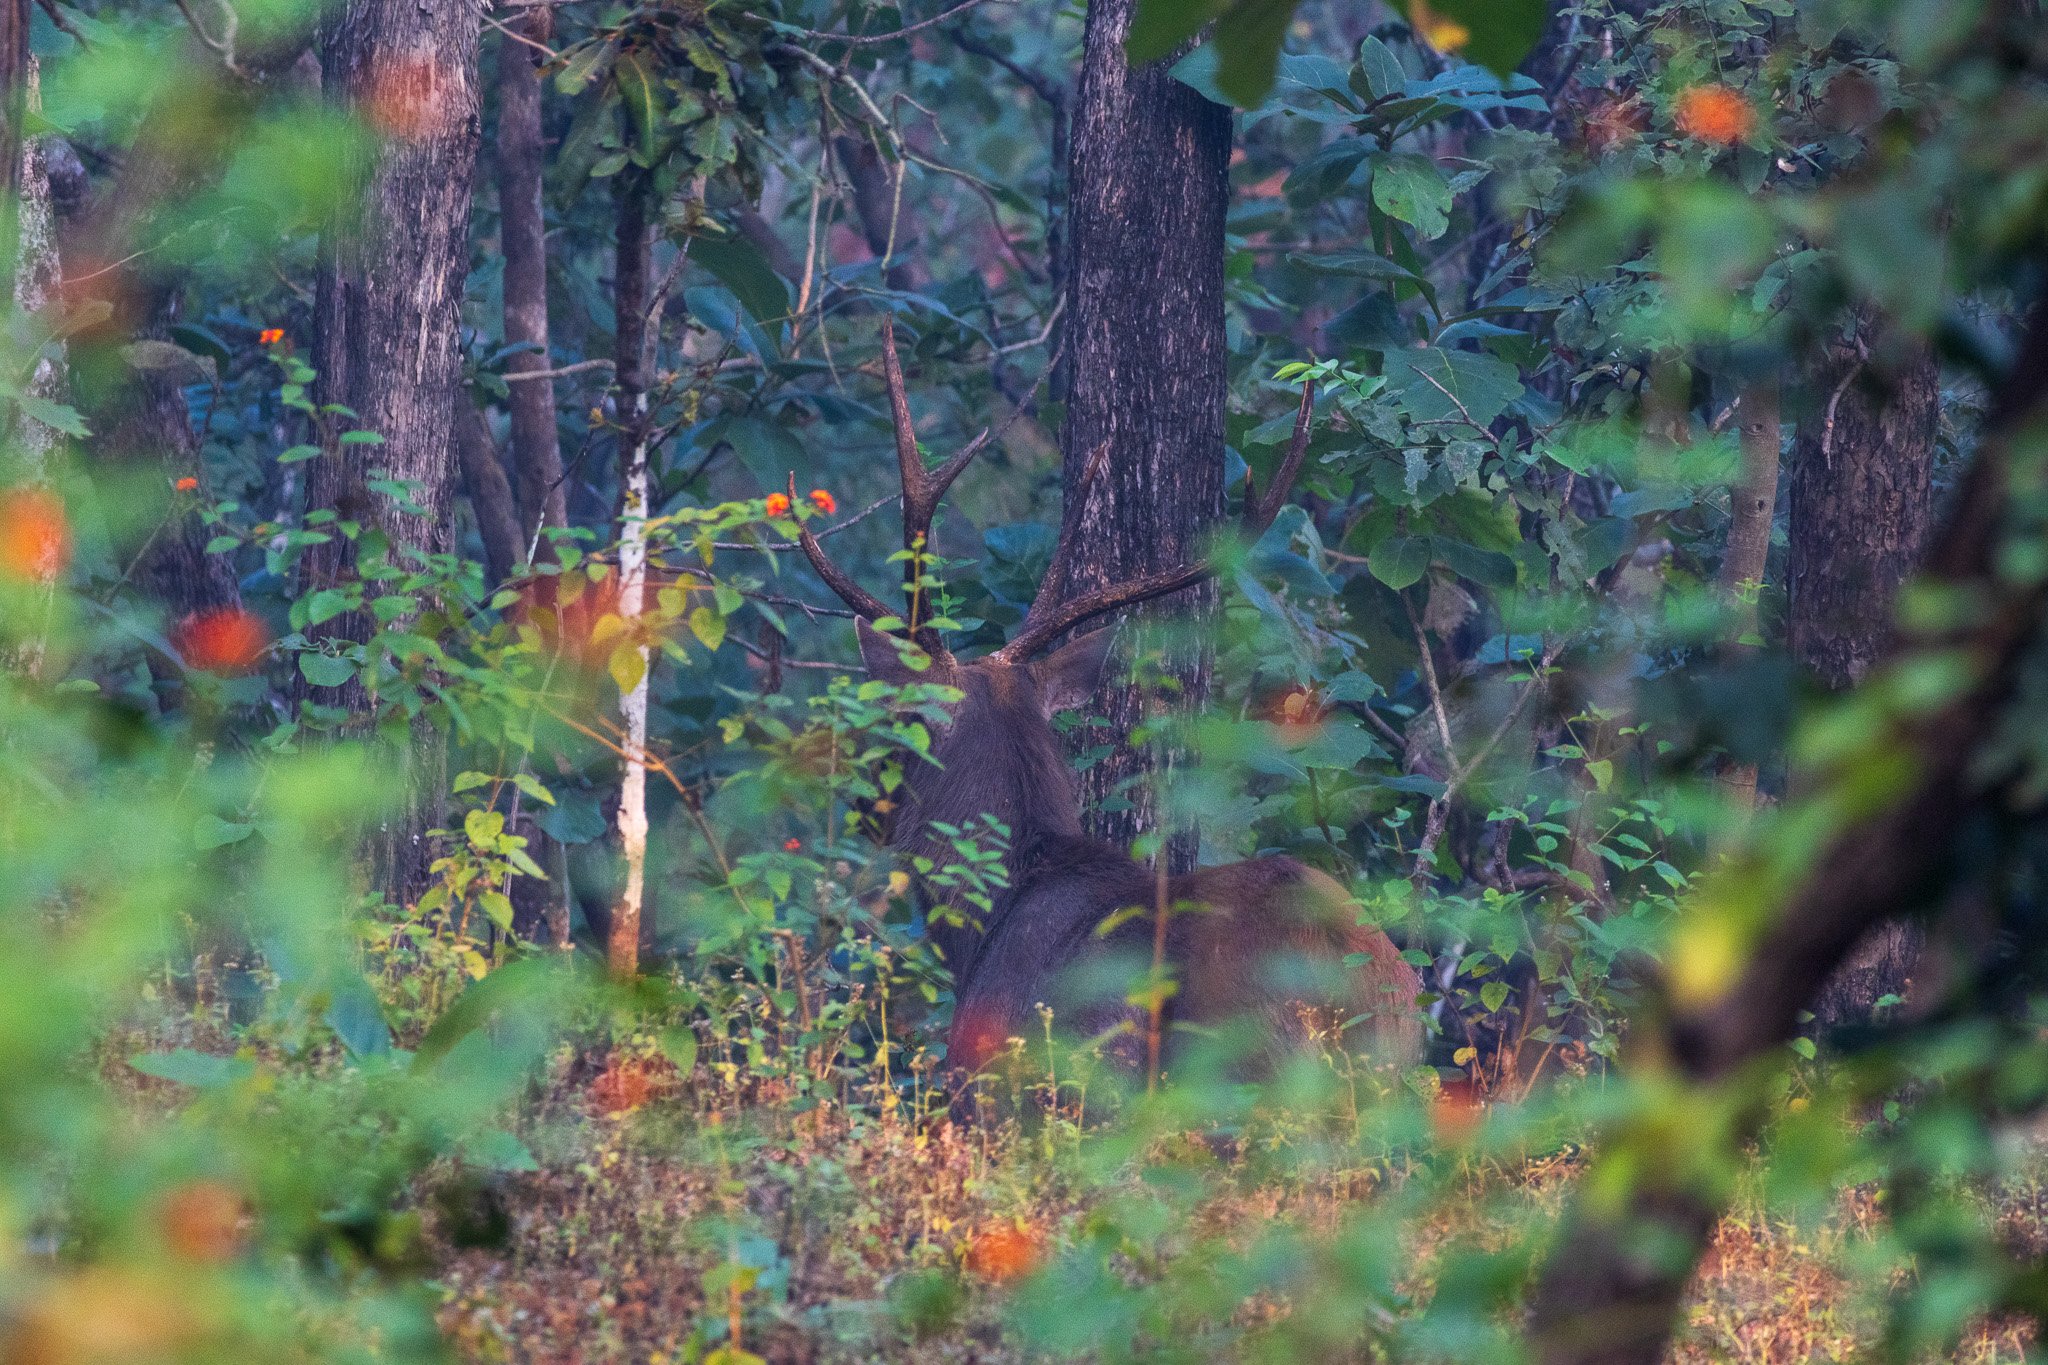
[983,377,1317,665]
[792,316,989,655]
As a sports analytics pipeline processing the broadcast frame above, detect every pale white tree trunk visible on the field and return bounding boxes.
[9,59,64,681]
[15,59,63,478]
[612,405,651,976]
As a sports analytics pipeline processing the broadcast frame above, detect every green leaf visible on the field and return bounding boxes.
[1137,0,1306,107]
[479,891,516,934]
[305,588,353,626]
[615,49,660,162]
[1479,980,1510,1014]
[16,394,89,437]
[297,653,356,688]
[1372,152,1454,239]
[1354,35,1407,101]
[660,1027,700,1075]
[513,773,555,807]
[194,814,255,850]
[278,444,321,463]
[1369,536,1431,589]
[129,1049,253,1089]
[1384,347,1525,427]
[693,232,791,327]
[1385,0,1551,79]
[688,605,727,652]
[608,640,648,696]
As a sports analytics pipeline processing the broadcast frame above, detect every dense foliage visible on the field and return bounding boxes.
[2,0,2046,1360]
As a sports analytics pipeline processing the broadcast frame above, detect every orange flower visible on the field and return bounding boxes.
[174,609,271,673]
[808,488,837,516]
[590,1057,655,1115]
[0,487,70,582]
[158,1180,247,1263]
[1408,0,1470,54]
[173,476,199,493]
[257,327,285,346]
[1674,84,1754,145]
[965,1221,1043,1282]
[765,492,792,518]
[783,837,802,852]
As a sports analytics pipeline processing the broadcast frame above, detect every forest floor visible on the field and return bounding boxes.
[427,1052,2045,1365]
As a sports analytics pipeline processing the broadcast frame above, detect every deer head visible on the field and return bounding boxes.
[792,317,1318,853]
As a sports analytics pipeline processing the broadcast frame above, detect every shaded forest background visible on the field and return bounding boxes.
[2,0,2048,1361]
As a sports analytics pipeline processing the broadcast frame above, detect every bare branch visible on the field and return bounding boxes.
[765,0,1014,47]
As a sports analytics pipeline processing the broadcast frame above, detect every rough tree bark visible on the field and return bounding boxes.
[1056,0,1231,870]
[1714,377,1782,811]
[495,25,567,550]
[303,0,482,906]
[1794,322,1940,1029]
[455,391,523,586]
[1526,296,2048,1365]
[607,170,654,979]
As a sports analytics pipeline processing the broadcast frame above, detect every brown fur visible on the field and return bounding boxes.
[858,622,1424,1081]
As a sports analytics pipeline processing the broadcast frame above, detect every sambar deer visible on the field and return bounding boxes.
[795,320,1423,1084]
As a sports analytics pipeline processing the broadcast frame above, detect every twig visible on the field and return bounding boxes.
[502,358,616,382]
[765,0,1013,47]
[485,11,560,60]
[712,492,900,551]
[738,637,863,672]
[173,0,241,76]
[36,0,88,48]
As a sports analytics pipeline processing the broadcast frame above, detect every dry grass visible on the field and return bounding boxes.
[426,1056,2047,1364]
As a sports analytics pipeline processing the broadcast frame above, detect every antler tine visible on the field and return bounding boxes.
[986,562,1212,666]
[789,472,894,624]
[989,379,1318,665]
[879,316,987,646]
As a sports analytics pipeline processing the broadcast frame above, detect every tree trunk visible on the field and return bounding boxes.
[1526,296,2048,1365]
[0,0,27,213]
[1794,323,1939,1029]
[1056,0,1231,870]
[608,171,654,979]
[1714,376,1781,811]
[304,0,482,907]
[455,391,523,587]
[495,27,567,550]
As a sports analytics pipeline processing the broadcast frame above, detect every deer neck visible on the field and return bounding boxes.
[888,669,1085,888]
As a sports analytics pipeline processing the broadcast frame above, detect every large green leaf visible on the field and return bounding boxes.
[1385,0,1552,79]
[1384,347,1524,428]
[1372,152,1454,240]
[1132,0,1305,107]
[693,231,791,327]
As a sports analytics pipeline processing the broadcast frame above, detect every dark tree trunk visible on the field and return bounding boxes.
[0,0,27,210]
[64,32,311,627]
[1056,0,1231,870]
[1526,296,2048,1365]
[495,28,567,549]
[455,391,522,586]
[1794,321,1940,1029]
[1714,376,1781,811]
[304,0,482,906]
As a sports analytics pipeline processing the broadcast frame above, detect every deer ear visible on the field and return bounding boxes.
[1033,628,1115,715]
[858,618,947,688]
